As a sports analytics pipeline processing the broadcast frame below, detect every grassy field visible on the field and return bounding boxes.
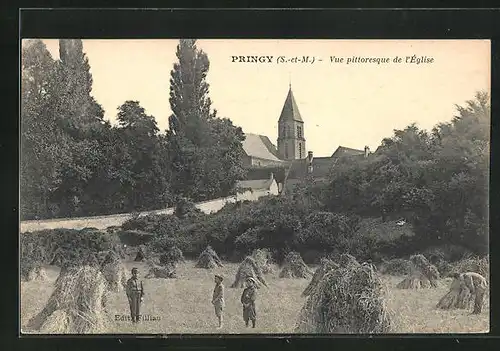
[20,260,489,334]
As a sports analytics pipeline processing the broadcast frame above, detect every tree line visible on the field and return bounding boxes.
[21,39,247,220]
[318,92,490,256]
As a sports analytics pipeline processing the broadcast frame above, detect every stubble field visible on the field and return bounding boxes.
[20,260,489,334]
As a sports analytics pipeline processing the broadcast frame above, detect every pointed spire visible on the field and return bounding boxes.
[279,84,303,123]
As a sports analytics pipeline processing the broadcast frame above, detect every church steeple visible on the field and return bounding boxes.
[278,85,304,123]
[277,85,306,160]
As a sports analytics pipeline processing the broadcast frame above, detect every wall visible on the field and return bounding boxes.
[20,188,273,233]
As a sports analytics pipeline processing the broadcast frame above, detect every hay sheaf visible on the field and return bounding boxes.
[396,254,440,289]
[279,251,313,279]
[302,258,339,297]
[100,251,128,292]
[195,246,223,269]
[295,258,391,334]
[251,248,275,274]
[452,256,489,280]
[338,253,361,269]
[134,245,146,262]
[26,266,111,334]
[160,246,185,266]
[231,256,268,288]
[436,277,473,310]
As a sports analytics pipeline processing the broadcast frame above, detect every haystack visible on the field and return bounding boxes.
[144,262,177,279]
[159,246,184,266]
[251,248,275,274]
[195,246,223,269]
[231,256,268,288]
[279,251,313,279]
[295,256,391,334]
[452,256,489,281]
[100,251,128,292]
[302,258,339,297]
[134,245,146,262]
[338,253,361,269]
[396,254,440,289]
[26,266,111,334]
[436,275,472,310]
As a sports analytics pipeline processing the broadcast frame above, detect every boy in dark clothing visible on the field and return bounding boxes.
[126,267,144,323]
[212,274,225,328]
[241,277,257,328]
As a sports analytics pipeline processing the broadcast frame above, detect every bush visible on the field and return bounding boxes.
[423,245,472,263]
[117,229,155,247]
[379,258,411,276]
[297,212,360,253]
[20,228,124,269]
[122,214,182,235]
[174,197,204,220]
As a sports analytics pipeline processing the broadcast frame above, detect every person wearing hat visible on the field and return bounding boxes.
[240,277,257,328]
[126,267,144,323]
[212,274,225,328]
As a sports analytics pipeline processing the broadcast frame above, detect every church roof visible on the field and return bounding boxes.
[278,87,303,123]
[331,146,365,158]
[242,133,282,162]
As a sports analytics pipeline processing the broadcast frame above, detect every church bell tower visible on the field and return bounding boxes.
[277,84,306,160]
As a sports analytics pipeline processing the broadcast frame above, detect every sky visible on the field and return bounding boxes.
[38,39,490,157]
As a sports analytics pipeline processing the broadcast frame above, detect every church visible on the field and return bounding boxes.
[237,84,373,194]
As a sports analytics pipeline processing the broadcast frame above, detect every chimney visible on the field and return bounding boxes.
[307,151,314,163]
[307,151,314,174]
[364,146,370,158]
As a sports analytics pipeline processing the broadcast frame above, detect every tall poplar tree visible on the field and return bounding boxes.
[21,40,68,219]
[167,39,246,201]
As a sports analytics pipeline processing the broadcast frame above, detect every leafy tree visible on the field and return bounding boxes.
[20,40,69,219]
[167,39,245,201]
[323,91,490,256]
[111,101,171,211]
[46,39,108,216]
[168,39,212,145]
[54,39,105,138]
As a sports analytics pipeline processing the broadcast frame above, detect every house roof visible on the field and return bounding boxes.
[278,87,303,123]
[242,133,282,162]
[237,178,275,191]
[331,146,365,158]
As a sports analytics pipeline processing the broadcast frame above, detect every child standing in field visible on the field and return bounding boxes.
[241,277,257,328]
[212,274,225,328]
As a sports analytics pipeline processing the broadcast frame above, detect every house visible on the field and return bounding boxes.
[241,84,376,194]
[234,172,280,202]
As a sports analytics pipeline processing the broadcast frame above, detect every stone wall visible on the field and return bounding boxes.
[20,188,273,233]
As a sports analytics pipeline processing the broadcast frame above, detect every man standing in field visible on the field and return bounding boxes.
[126,267,144,323]
[241,277,257,328]
[452,271,488,314]
[212,274,225,329]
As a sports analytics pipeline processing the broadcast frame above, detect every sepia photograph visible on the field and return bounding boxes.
[20,38,490,334]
